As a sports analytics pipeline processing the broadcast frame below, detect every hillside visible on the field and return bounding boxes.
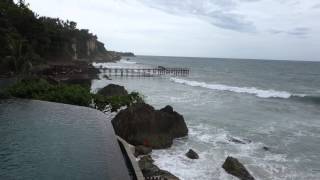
[0,0,132,76]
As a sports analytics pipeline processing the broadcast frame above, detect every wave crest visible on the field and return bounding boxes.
[119,59,137,64]
[170,78,293,98]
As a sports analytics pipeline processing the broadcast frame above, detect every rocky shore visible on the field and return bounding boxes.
[0,67,256,180]
[100,83,255,180]
[113,103,187,179]
[112,103,188,149]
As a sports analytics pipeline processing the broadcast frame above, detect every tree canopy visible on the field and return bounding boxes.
[0,0,107,73]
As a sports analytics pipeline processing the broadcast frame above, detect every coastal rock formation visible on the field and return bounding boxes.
[98,84,128,97]
[139,155,179,180]
[185,149,199,159]
[134,145,152,157]
[112,103,188,149]
[37,62,100,86]
[111,51,135,57]
[222,156,255,180]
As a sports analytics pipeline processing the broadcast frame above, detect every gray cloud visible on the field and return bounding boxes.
[312,3,320,9]
[207,11,256,32]
[25,0,320,61]
[138,0,257,32]
[269,27,310,37]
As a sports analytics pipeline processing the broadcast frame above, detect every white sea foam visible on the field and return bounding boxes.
[170,78,293,99]
[119,59,137,64]
[149,119,317,180]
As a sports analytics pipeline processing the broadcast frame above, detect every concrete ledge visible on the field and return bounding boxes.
[117,136,145,180]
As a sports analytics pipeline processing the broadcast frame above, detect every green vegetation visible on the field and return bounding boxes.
[0,0,107,75]
[4,78,144,111]
[0,1,140,111]
[5,78,93,106]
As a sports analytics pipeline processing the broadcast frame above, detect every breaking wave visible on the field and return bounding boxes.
[170,78,307,99]
[119,59,137,64]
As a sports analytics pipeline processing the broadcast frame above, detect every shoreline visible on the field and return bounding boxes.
[91,59,257,180]
[5,56,317,179]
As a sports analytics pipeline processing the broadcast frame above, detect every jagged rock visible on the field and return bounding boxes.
[263,146,270,151]
[139,155,157,172]
[134,145,152,157]
[185,149,199,159]
[112,103,188,149]
[222,156,255,180]
[139,155,179,180]
[228,137,248,144]
[160,105,174,113]
[98,84,128,97]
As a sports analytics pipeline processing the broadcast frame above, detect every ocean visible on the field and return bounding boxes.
[91,56,320,180]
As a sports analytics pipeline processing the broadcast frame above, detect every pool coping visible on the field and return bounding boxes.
[117,136,145,180]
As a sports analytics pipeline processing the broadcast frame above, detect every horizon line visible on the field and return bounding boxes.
[132,54,319,63]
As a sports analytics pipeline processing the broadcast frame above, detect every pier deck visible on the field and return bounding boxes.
[99,67,190,77]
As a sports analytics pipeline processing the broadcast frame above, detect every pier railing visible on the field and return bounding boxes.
[99,67,190,77]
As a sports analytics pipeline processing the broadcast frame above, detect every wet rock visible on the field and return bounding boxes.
[139,155,156,172]
[263,146,270,151]
[222,156,255,180]
[228,137,247,144]
[98,84,128,97]
[134,145,152,157]
[185,149,199,159]
[112,103,188,149]
[139,155,179,180]
[102,74,111,80]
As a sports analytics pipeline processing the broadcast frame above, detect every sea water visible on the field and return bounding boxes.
[92,56,320,180]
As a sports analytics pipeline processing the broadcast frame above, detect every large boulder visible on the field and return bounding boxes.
[139,155,179,180]
[222,156,255,180]
[98,84,128,97]
[112,103,188,149]
[185,149,199,159]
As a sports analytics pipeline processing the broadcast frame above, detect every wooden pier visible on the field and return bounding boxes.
[99,67,190,77]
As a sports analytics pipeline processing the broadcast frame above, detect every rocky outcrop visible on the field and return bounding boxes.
[139,155,179,180]
[40,61,99,86]
[98,84,128,97]
[134,145,152,157]
[222,156,255,180]
[185,149,199,159]
[112,103,188,149]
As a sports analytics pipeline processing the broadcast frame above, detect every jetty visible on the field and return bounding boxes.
[99,67,190,77]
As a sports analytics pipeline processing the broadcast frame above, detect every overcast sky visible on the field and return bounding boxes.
[26,0,320,61]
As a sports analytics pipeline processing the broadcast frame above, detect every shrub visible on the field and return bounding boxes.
[5,78,144,111]
[6,78,92,106]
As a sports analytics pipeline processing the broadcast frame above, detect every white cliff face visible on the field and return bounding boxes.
[86,38,97,56]
[72,43,77,60]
